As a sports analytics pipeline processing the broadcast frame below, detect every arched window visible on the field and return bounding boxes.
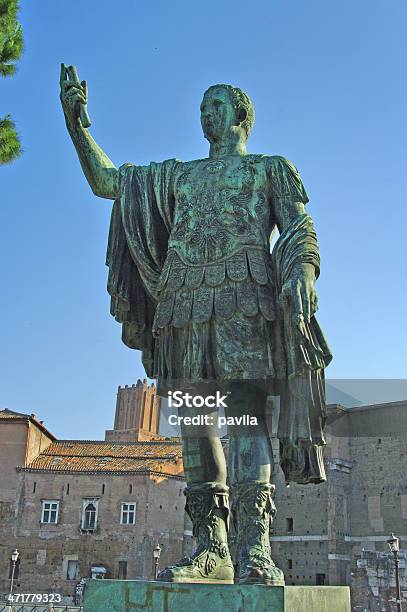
[82,502,97,530]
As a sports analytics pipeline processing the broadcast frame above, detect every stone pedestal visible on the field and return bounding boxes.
[83,579,351,611]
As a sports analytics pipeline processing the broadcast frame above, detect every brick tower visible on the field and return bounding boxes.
[105,379,162,442]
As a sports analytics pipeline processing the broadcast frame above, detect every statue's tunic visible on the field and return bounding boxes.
[150,155,306,390]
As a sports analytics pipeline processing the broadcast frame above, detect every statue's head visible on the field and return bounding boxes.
[200,84,254,144]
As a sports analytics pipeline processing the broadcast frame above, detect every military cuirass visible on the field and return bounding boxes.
[153,156,276,332]
[169,156,272,264]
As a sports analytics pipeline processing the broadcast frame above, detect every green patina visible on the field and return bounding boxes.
[61,67,332,585]
[83,580,350,612]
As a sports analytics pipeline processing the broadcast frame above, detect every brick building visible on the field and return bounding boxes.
[0,382,187,604]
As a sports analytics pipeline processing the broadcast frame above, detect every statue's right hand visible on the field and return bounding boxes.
[60,63,91,129]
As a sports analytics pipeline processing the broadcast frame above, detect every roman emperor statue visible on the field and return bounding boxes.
[60,64,332,586]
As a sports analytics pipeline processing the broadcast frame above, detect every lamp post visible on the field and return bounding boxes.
[387,533,402,612]
[153,543,161,580]
[8,549,19,605]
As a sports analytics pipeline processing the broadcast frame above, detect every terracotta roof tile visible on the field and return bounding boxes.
[26,455,182,474]
[40,440,182,458]
[20,440,183,476]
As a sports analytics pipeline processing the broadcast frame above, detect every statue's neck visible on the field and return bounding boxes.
[209,137,247,159]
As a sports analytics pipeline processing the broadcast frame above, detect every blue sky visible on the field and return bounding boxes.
[1,1,406,439]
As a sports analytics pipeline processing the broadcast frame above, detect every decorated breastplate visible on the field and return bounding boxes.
[168,157,270,265]
[152,157,276,332]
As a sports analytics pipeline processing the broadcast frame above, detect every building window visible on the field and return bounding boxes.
[118,561,127,579]
[33,482,36,494]
[316,573,326,585]
[66,483,70,495]
[83,503,97,530]
[102,484,105,495]
[129,484,133,494]
[81,499,99,531]
[67,560,78,580]
[41,500,59,524]
[288,559,293,569]
[286,517,293,532]
[121,502,136,525]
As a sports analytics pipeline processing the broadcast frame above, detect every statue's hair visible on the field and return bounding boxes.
[203,84,255,138]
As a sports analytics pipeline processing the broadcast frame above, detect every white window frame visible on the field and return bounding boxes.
[120,501,136,525]
[41,500,60,524]
[81,498,100,531]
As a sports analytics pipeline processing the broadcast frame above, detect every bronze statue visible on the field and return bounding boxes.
[60,64,332,586]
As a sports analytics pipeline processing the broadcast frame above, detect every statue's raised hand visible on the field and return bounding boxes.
[60,64,91,129]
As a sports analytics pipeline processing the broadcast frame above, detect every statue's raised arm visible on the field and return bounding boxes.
[60,64,119,200]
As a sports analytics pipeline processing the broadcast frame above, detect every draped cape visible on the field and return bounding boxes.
[106,159,177,376]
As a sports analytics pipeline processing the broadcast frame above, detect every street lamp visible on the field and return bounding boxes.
[153,543,161,580]
[8,549,19,604]
[387,533,402,612]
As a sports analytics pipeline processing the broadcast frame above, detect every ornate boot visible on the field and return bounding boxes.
[157,483,234,583]
[231,481,285,586]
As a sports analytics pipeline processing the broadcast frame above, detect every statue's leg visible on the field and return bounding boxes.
[158,404,234,583]
[227,382,285,586]
[226,382,272,484]
[180,407,227,486]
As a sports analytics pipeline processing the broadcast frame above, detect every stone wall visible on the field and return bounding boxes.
[26,421,54,466]
[0,420,27,502]
[0,470,185,600]
[0,414,54,503]
[271,462,331,588]
[271,402,407,610]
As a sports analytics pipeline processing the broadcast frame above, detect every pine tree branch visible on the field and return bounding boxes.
[0,0,19,37]
[0,22,23,75]
[0,114,22,164]
[0,1,23,162]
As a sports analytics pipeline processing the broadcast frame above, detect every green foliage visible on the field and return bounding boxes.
[0,0,23,76]
[0,0,23,163]
[0,22,22,76]
[0,114,21,164]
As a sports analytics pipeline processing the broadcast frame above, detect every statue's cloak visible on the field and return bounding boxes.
[106,160,177,376]
[273,213,333,483]
[106,159,332,484]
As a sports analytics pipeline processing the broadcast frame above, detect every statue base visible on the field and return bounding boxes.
[83,579,351,611]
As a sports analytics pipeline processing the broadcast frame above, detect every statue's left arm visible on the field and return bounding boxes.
[268,156,332,485]
[268,156,319,326]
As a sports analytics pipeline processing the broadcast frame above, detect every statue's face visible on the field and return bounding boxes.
[200,88,239,143]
